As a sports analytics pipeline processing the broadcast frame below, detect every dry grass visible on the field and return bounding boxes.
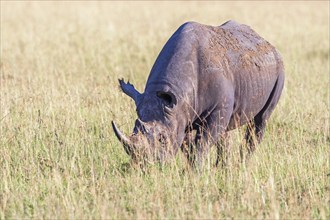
[1,1,329,219]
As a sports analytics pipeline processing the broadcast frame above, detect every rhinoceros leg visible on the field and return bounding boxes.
[181,124,207,169]
[241,71,285,161]
[180,128,195,165]
[182,125,205,170]
[215,132,230,168]
[189,108,232,170]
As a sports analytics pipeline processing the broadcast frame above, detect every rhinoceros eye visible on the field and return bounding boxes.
[157,91,176,108]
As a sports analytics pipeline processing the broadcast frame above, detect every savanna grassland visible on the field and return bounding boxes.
[1,1,329,219]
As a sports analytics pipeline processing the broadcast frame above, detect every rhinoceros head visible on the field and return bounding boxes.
[112,79,188,164]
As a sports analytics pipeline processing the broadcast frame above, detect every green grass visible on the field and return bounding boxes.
[1,1,329,219]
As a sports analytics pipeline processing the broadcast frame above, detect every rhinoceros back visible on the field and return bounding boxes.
[145,21,284,126]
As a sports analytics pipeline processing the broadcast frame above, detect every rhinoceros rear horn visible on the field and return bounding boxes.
[111,121,134,155]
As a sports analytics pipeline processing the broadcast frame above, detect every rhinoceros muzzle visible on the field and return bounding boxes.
[112,119,172,163]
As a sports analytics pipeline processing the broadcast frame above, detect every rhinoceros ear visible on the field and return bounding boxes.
[157,91,177,108]
[118,78,142,106]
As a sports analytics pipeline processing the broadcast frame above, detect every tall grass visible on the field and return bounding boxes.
[1,1,329,219]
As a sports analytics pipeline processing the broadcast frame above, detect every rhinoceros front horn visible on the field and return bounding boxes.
[111,121,134,155]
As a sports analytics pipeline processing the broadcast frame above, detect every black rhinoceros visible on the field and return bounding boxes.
[112,20,284,168]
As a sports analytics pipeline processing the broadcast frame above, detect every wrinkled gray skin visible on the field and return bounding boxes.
[112,20,285,168]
